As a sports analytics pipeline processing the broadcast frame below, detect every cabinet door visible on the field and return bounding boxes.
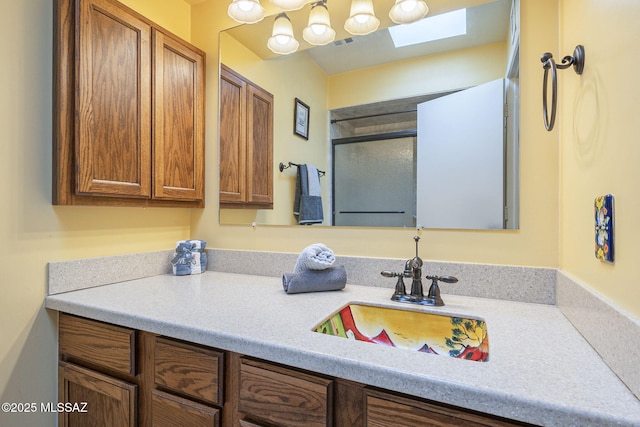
[152,29,205,201]
[219,65,273,208]
[76,0,151,198]
[59,361,136,427]
[219,65,247,204]
[246,84,273,207]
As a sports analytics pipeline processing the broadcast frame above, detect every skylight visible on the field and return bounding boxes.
[389,8,467,48]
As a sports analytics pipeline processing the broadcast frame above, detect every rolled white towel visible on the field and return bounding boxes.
[293,243,335,274]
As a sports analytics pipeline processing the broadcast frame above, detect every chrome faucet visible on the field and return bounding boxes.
[381,235,458,306]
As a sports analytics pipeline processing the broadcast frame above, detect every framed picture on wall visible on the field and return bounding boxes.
[294,98,310,139]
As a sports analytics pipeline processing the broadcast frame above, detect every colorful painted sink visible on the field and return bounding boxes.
[313,303,489,362]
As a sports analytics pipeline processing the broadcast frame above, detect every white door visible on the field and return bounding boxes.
[416,79,505,229]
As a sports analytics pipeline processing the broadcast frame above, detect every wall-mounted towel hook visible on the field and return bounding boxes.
[279,161,326,176]
[541,45,585,131]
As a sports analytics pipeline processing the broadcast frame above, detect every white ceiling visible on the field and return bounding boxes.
[223,0,510,75]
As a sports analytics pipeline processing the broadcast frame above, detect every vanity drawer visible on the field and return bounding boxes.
[238,357,333,427]
[151,389,219,427]
[154,337,224,406]
[365,389,530,427]
[59,313,136,376]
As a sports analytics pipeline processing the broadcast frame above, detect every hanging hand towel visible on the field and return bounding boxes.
[297,164,323,225]
[307,164,321,197]
[293,164,308,217]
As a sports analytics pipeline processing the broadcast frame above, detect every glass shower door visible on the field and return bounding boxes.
[333,136,416,227]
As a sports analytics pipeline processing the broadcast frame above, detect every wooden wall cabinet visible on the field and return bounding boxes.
[219,64,274,209]
[57,314,534,427]
[53,0,205,207]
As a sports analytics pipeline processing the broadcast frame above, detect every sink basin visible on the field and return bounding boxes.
[313,303,489,362]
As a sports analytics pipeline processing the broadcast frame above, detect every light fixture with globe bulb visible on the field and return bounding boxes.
[303,1,335,45]
[270,0,307,11]
[228,0,265,24]
[228,0,432,55]
[344,0,380,36]
[267,13,300,55]
[389,0,429,24]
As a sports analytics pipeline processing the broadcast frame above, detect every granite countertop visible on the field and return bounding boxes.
[44,271,640,426]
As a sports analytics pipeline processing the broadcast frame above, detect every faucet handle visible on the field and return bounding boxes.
[424,275,458,306]
[381,271,409,302]
[426,275,458,284]
[381,270,402,278]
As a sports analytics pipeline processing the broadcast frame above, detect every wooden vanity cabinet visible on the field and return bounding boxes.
[53,0,205,207]
[219,64,274,209]
[58,314,223,427]
[58,313,138,427]
[57,314,535,427]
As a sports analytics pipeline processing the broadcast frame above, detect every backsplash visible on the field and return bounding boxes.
[208,249,557,305]
[557,271,640,400]
[48,248,556,303]
[48,250,173,295]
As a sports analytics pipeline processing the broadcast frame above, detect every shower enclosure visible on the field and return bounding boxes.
[333,133,417,227]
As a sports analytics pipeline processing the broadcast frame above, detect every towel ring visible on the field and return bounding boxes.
[541,45,585,131]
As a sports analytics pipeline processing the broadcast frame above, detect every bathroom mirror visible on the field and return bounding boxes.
[219,0,520,229]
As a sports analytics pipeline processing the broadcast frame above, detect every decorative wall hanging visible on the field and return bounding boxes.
[294,98,310,139]
[595,194,614,263]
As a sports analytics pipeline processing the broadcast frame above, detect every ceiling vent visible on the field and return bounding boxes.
[333,37,355,46]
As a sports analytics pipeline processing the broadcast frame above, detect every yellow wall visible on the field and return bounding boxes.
[2,1,637,425]
[328,41,507,109]
[0,1,192,425]
[558,0,640,314]
[192,0,560,268]
[119,0,191,40]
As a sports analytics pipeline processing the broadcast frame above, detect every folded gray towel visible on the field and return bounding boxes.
[282,265,347,294]
[294,243,335,273]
